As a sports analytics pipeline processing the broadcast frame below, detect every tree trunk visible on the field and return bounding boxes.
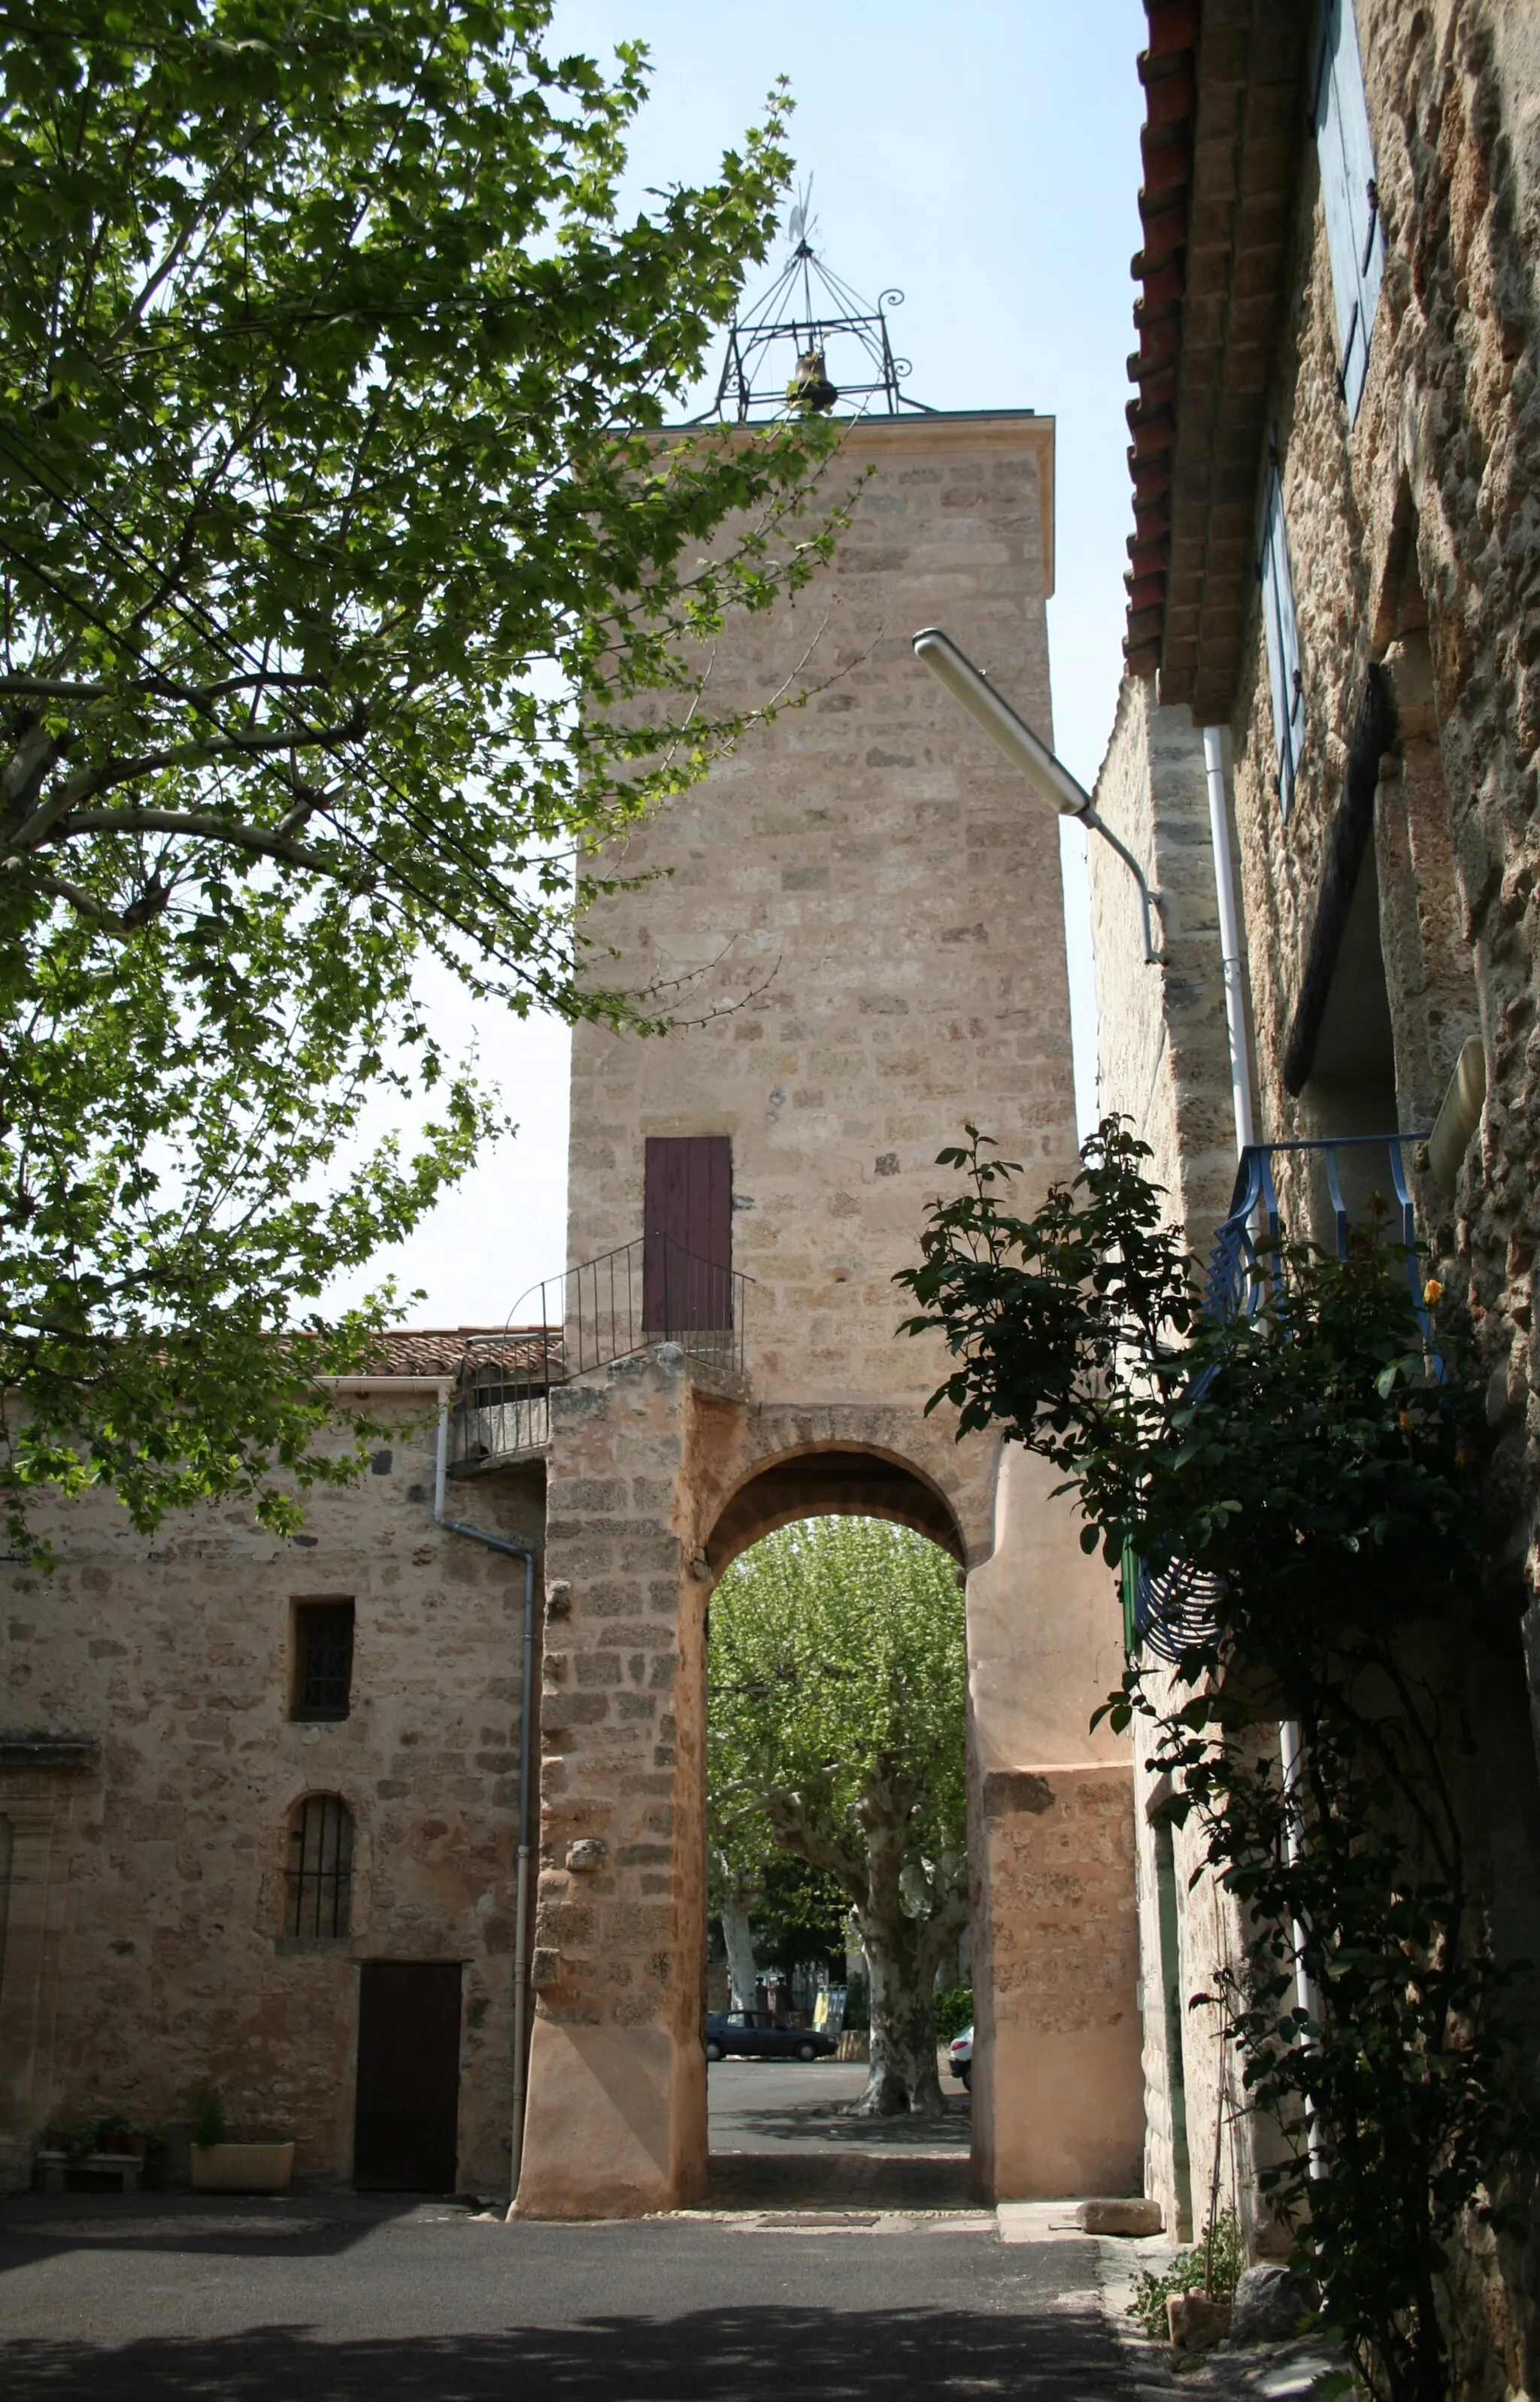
[855,1904,947,2115]
[720,1900,758,2011]
[847,1779,968,2116]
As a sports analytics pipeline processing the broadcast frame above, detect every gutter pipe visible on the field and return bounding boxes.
[1202,728,1256,1154]
[432,1394,538,2218]
[914,625,1164,964]
[1202,726,1324,2181]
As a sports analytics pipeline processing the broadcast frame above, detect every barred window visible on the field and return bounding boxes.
[291,1600,354,1721]
[285,1794,354,1939]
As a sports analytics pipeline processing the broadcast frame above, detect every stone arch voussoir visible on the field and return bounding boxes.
[703,1442,966,1577]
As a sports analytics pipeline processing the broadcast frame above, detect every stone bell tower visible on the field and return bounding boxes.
[514,244,1144,2215]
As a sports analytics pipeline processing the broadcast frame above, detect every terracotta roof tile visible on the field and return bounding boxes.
[359,1326,553,1379]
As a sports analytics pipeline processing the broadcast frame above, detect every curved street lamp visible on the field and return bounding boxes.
[912,626,1163,966]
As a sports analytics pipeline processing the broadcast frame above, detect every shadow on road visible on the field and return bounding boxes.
[4,2302,1124,2400]
[0,2194,440,2268]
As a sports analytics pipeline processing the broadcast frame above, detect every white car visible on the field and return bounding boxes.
[948,2025,972,2090]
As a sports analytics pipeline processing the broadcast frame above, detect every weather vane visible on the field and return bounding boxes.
[699,178,932,423]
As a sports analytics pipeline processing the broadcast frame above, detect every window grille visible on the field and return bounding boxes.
[1314,0,1385,423]
[285,1794,353,1939]
[1260,463,1305,814]
[293,1600,354,1721]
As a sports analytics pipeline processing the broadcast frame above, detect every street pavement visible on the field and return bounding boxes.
[0,2067,1138,2400]
[0,2192,1135,2400]
[707,2054,973,2209]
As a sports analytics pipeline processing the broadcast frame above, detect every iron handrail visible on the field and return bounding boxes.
[449,1233,751,1479]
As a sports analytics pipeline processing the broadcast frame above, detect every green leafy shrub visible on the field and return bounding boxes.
[192,2088,226,2149]
[1126,2210,1246,2340]
[901,1121,1538,2402]
[932,1986,973,2043]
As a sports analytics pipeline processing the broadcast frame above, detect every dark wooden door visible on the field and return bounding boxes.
[643,1136,732,1331]
[353,1961,462,2192]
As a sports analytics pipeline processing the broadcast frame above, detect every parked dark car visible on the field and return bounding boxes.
[705,2010,837,2064]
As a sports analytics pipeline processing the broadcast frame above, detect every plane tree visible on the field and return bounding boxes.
[708,1515,969,2116]
[0,2,839,1546]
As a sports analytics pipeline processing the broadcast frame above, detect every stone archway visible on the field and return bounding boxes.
[702,1451,973,2209]
[514,1353,1145,2222]
[705,1443,966,1576]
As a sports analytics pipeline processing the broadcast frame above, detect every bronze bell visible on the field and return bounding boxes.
[786,347,839,415]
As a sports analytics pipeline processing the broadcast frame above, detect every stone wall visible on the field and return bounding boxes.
[0,1389,541,2195]
[1211,14,1540,2358]
[1093,0,1540,2361]
[1087,682,1263,2245]
[567,412,1073,1407]
[1090,675,1243,1254]
[517,1346,705,2218]
[526,410,1147,2212]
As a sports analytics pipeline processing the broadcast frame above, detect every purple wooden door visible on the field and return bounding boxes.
[644,1136,732,1332]
[353,1961,462,2192]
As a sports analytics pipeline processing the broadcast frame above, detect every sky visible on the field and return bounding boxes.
[324,0,1147,1330]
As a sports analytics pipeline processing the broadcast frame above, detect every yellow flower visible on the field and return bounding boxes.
[1423,1278,1445,1306]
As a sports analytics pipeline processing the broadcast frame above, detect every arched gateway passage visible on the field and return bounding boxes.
[705,1498,972,2210]
[705,1445,965,1577]
[513,1354,1146,2223]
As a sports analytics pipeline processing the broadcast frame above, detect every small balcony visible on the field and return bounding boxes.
[1205,1130,1431,1330]
[448,1233,750,1479]
[1132,1130,1431,1663]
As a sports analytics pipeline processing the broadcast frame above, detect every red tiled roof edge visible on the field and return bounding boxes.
[361,1327,551,1379]
[1123,0,1199,679]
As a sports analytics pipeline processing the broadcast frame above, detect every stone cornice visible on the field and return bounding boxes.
[664,410,1057,596]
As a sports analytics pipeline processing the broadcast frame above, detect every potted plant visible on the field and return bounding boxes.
[189,2088,295,2194]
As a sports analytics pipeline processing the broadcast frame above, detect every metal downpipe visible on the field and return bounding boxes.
[433,1396,538,2214]
[1202,726,1323,2179]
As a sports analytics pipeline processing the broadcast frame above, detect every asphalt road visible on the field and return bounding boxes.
[708,2058,972,2151]
[706,2055,973,2209]
[0,2194,1133,2402]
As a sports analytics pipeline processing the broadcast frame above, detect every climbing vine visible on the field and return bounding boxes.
[898,1121,1535,2402]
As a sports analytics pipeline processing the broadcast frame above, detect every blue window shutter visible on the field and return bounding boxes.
[1260,466,1304,814]
[1314,0,1385,423]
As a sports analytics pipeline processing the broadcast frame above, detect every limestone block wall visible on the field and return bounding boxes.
[1090,676,1241,1254]
[1088,678,1263,2242]
[518,1347,706,2218]
[0,1392,541,2194]
[568,411,1075,1408]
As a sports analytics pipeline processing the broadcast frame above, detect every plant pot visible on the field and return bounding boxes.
[190,2141,295,2194]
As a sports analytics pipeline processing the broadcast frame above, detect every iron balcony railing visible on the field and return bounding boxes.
[1133,1131,1431,1663]
[1205,1132,1430,1329]
[449,1232,750,1479]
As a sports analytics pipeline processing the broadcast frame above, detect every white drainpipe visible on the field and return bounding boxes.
[432,1387,539,2216]
[1202,723,1323,2179]
[1202,726,1255,1155]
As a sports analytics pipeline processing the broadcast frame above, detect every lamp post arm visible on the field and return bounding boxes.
[911,625,1164,964]
[1081,806,1163,968]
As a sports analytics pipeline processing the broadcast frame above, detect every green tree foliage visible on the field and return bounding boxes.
[899,1122,1535,2402]
[0,2,841,1545]
[709,1515,968,2115]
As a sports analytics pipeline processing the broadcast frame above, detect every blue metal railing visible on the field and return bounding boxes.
[1205,1133,1429,1327]
[1135,1131,1431,1663]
